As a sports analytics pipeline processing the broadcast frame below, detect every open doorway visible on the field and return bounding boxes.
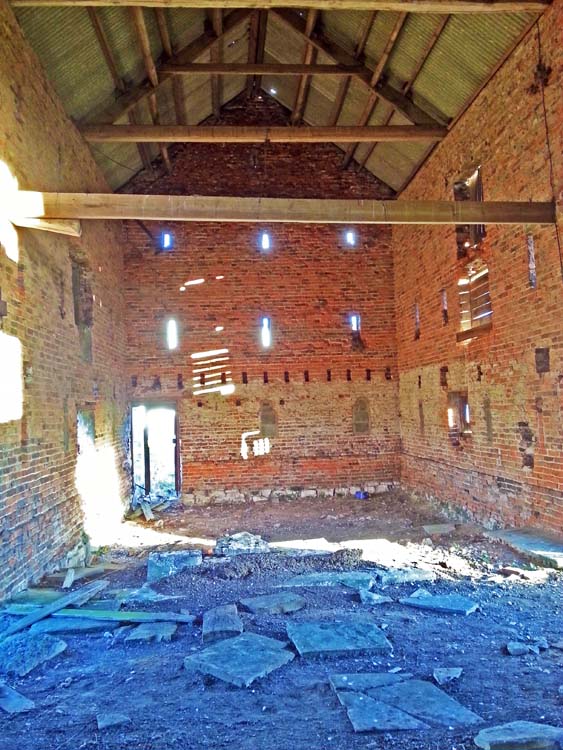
[131,403,179,498]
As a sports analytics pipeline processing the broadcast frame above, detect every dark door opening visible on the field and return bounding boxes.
[131,403,179,497]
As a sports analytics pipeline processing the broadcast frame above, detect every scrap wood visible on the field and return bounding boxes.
[0,579,109,640]
[3,605,194,624]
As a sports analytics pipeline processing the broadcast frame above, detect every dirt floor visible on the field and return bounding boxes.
[1,491,562,750]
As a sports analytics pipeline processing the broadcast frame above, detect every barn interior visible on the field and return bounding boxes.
[1,0,563,747]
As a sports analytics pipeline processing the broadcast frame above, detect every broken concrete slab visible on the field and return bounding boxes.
[485,528,563,569]
[215,532,269,556]
[286,614,392,656]
[4,606,195,625]
[399,591,478,615]
[146,550,202,582]
[202,604,243,643]
[184,632,294,687]
[96,712,131,730]
[122,584,182,605]
[125,622,177,643]
[281,571,376,592]
[330,673,412,692]
[0,683,35,714]
[359,590,393,606]
[433,668,463,686]
[369,679,482,727]
[30,618,119,635]
[422,524,456,536]
[239,592,306,615]
[474,721,563,749]
[0,633,67,677]
[336,690,429,732]
[377,568,437,586]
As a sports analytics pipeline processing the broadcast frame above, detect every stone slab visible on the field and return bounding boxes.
[422,524,456,535]
[369,679,482,727]
[0,633,67,677]
[0,683,35,714]
[330,673,412,692]
[377,568,437,586]
[9,589,61,606]
[97,712,131,730]
[147,550,202,583]
[485,528,563,569]
[184,632,293,687]
[286,614,392,656]
[336,690,429,732]
[30,618,119,635]
[433,668,463,686]
[359,590,393,606]
[474,721,563,749]
[281,572,376,592]
[239,592,306,615]
[125,622,177,643]
[399,592,478,615]
[202,604,243,643]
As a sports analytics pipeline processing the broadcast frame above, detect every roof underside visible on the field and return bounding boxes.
[14,6,537,191]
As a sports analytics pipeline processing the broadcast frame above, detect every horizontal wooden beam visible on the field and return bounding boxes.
[161,62,364,76]
[80,124,448,143]
[10,0,550,11]
[8,192,555,225]
[10,217,83,237]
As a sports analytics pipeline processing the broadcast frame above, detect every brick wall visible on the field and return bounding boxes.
[394,0,563,531]
[123,96,400,500]
[0,0,129,598]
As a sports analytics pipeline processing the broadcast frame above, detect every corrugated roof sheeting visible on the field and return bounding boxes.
[14,7,536,192]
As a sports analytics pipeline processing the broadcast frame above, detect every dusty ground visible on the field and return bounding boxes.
[1,491,562,750]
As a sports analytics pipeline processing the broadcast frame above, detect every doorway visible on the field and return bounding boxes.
[131,403,179,497]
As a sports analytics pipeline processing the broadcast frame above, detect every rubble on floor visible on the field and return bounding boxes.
[239,592,306,615]
[0,633,67,677]
[433,667,463,685]
[214,531,270,556]
[474,721,563,749]
[281,571,376,591]
[0,683,35,714]
[125,622,177,643]
[399,589,479,615]
[147,550,202,582]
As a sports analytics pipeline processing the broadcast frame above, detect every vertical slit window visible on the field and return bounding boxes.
[261,316,272,348]
[454,167,485,258]
[166,319,179,350]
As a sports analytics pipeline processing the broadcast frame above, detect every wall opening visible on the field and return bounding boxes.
[259,402,277,438]
[352,398,370,434]
[453,166,485,258]
[131,403,178,497]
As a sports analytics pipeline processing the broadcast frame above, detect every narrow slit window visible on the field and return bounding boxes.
[447,391,471,435]
[261,316,272,348]
[160,231,174,251]
[260,232,271,251]
[441,289,449,325]
[345,230,356,247]
[350,313,361,332]
[414,302,420,340]
[527,234,537,289]
[166,319,179,350]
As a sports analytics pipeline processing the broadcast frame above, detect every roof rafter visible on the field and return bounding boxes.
[342,11,408,168]
[209,9,223,118]
[291,9,319,125]
[154,8,187,125]
[81,8,252,125]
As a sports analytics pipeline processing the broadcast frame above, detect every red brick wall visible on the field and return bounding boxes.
[123,96,400,499]
[394,1,563,531]
[0,0,129,598]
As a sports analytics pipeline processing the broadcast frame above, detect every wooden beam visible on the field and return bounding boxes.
[10,0,551,12]
[129,7,171,172]
[329,10,376,126]
[154,8,187,125]
[80,124,448,142]
[253,9,268,95]
[291,9,318,125]
[273,9,445,128]
[209,9,223,118]
[11,217,83,237]
[342,12,407,168]
[162,62,365,76]
[83,9,252,125]
[9,192,555,225]
[87,8,125,92]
